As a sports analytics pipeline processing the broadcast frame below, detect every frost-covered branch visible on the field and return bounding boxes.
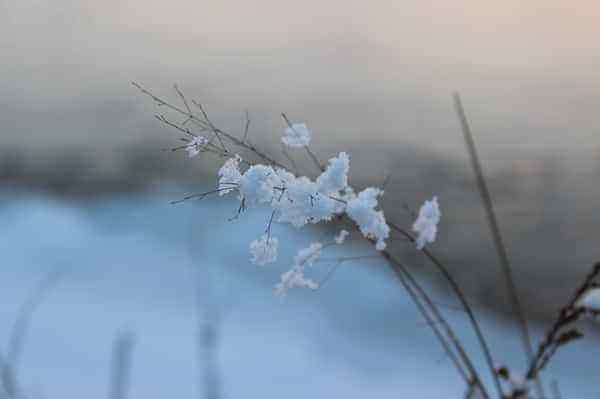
[135,83,521,398]
[525,262,600,382]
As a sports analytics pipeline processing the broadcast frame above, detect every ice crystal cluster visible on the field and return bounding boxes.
[281,123,312,148]
[207,123,439,295]
[186,136,209,158]
[208,124,397,294]
[275,243,322,296]
[249,235,279,266]
[413,196,441,250]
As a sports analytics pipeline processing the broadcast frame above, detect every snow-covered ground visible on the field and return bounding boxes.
[0,191,597,398]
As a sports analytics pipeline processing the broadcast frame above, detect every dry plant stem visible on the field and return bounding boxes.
[282,112,485,393]
[280,143,299,175]
[196,272,222,399]
[550,380,562,399]
[242,110,251,143]
[0,353,13,398]
[379,249,490,398]
[453,93,542,398]
[388,221,503,398]
[380,250,474,390]
[526,262,600,380]
[136,84,488,396]
[170,188,236,205]
[1,269,65,398]
[108,331,135,399]
[154,115,254,167]
[305,146,324,172]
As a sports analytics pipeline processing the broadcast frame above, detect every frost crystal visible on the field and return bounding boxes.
[217,155,242,195]
[294,242,322,266]
[275,243,322,296]
[274,176,339,227]
[346,188,389,250]
[334,229,349,244]
[239,165,278,205]
[413,196,441,250]
[185,136,208,158]
[214,149,392,289]
[282,123,311,148]
[272,153,349,228]
[316,152,349,194]
[250,234,278,266]
[275,268,318,296]
[576,288,600,311]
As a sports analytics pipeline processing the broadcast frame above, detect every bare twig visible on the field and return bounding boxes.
[173,84,194,126]
[280,143,299,175]
[242,110,251,143]
[191,100,229,152]
[305,146,324,173]
[134,82,286,169]
[316,255,381,287]
[170,188,237,205]
[154,114,256,168]
[381,170,392,191]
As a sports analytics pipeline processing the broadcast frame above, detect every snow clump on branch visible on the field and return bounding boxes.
[216,150,392,293]
[185,136,208,158]
[346,188,390,250]
[275,243,322,296]
[413,196,441,250]
[282,123,311,148]
[250,235,279,266]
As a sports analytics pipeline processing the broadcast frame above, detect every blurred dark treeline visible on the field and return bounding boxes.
[2,141,598,322]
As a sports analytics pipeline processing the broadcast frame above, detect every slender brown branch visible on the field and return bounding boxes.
[387,221,503,398]
[453,93,541,398]
[280,143,299,175]
[173,84,193,125]
[378,247,488,398]
[191,100,229,152]
[171,188,237,205]
[242,110,251,143]
[155,114,255,167]
[305,146,324,172]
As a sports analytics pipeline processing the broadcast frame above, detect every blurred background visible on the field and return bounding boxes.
[1,0,600,398]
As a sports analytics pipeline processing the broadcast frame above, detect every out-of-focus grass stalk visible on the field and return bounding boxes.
[108,331,136,399]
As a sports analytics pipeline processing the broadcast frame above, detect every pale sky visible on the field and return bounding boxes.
[1,0,599,165]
